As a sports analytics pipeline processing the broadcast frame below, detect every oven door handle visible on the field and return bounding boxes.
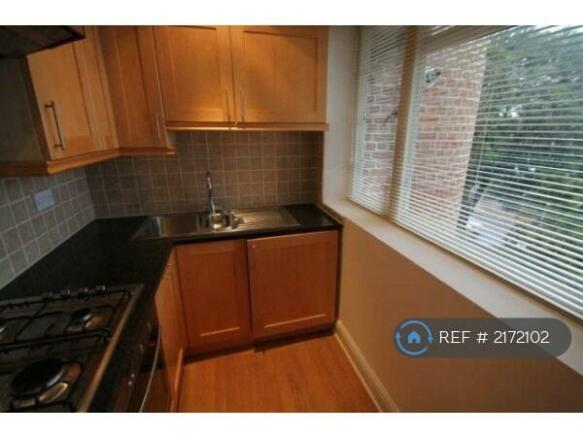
[138,327,162,412]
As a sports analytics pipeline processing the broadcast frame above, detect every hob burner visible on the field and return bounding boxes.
[0,318,7,339]
[71,308,93,324]
[65,306,110,334]
[9,358,82,410]
[10,358,65,397]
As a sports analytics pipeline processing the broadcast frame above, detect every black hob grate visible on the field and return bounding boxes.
[0,285,141,412]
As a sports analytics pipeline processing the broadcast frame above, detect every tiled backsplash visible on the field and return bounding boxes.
[87,131,323,217]
[0,168,95,289]
[0,130,323,289]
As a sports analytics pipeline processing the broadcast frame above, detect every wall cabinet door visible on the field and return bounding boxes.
[176,240,252,351]
[153,26,235,127]
[73,27,118,151]
[27,42,95,159]
[99,26,174,153]
[155,250,187,411]
[247,231,338,340]
[231,26,328,126]
[2,27,121,176]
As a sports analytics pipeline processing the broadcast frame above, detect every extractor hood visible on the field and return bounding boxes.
[0,26,85,58]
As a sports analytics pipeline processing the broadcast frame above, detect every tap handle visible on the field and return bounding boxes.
[206,172,213,190]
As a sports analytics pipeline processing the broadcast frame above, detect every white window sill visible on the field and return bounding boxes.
[324,198,583,375]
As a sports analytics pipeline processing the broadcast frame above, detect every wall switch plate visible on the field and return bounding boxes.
[33,189,54,212]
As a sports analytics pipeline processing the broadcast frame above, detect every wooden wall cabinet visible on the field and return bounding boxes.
[153,26,235,128]
[0,25,327,176]
[27,42,95,160]
[150,25,328,131]
[0,26,119,176]
[154,250,187,412]
[247,231,338,340]
[176,240,252,353]
[73,27,119,152]
[230,26,328,128]
[98,26,175,155]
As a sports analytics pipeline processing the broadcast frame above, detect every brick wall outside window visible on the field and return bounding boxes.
[354,37,488,227]
[408,42,489,231]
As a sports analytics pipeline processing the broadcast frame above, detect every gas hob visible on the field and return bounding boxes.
[0,284,142,412]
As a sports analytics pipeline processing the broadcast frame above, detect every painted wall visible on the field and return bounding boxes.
[322,27,357,203]
[338,219,583,411]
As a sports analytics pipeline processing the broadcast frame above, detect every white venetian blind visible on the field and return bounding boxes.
[349,27,407,214]
[394,26,583,318]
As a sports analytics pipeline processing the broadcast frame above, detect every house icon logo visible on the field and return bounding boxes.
[407,330,422,345]
[394,320,433,356]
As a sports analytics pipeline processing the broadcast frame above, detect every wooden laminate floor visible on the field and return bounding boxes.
[178,334,377,412]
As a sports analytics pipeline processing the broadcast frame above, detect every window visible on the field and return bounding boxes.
[351,26,583,318]
[349,27,406,214]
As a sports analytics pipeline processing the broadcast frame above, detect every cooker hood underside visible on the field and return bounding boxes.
[0,26,84,58]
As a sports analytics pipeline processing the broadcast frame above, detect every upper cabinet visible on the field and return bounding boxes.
[98,26,175,154]
[26,42,96,160]
[230,26,328,127]
[0,25,328,176]
[73,27,118,152]
[0,26,119,176]
[153,26,235,128]
[150,25,328,131]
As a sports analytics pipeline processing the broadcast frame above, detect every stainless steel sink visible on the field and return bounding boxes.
[132,207,299,240]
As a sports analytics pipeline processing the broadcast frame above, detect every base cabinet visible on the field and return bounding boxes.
[154,250,187,412]
[247,231,338,340]
[176,240,252,353]
[174,230,339,356]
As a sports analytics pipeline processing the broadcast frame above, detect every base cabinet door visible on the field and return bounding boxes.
[154,250,187,411]
[247,231,338,340]
[176,240,252,352]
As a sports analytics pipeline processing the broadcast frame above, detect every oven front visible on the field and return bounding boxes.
[114,308,171,412]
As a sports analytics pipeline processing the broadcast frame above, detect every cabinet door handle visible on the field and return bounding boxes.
[225,90,231,124]
[155,113,163,143]
[44,101,66,149]
[239,89,245,123]
[248,244,255,270]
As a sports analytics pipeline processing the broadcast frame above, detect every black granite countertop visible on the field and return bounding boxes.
[0,203,341,411]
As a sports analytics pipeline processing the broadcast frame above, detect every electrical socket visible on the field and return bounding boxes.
[33,189,54,212]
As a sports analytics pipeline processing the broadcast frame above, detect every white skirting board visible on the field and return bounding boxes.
[334,320,400,412]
